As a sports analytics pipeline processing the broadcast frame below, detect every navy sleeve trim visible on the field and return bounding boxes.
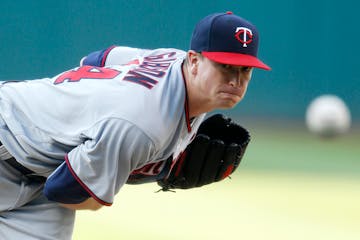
[63,154,112,206]
[82,45,117,67]
[44,162,90,204]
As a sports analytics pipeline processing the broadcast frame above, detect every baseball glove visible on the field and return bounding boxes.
[157,114,250,191]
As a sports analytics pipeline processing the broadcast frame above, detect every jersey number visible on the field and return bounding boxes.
[54,66,121,84]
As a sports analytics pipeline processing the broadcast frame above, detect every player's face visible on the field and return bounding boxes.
[195,54,253,109]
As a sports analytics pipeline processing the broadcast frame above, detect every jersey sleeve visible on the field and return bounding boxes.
[80,45,116,67]
[53,118,156,206]
[80,46,149,67]
[44,162,90,204]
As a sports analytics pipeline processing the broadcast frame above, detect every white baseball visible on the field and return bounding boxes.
[305,95,351,137]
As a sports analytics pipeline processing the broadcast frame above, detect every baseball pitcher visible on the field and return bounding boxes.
[0,12,270,239]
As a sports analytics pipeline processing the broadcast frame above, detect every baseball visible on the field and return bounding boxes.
[305,95,351,138]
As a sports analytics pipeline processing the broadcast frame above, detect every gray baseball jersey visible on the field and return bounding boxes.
[0,47,206,208]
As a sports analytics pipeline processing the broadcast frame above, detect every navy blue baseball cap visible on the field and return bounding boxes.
[190,11,270,70]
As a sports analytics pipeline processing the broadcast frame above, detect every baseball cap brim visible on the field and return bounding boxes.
[202,51,271,70]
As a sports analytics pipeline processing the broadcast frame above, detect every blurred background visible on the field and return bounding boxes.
[1,0,359,239]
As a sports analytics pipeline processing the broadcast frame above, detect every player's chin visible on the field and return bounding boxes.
[217,93,241,109]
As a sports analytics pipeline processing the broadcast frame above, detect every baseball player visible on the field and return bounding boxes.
[0,12,270,239]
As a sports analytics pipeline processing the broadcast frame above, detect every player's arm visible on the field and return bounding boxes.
[80,46,148,67]
[44,162,104,211]
[45,119,156,209]
[60,198,103,211]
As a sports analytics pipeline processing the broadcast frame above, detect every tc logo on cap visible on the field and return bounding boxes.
[235,27,253,47]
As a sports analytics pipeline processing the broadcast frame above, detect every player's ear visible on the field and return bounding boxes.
[187,50,200,75]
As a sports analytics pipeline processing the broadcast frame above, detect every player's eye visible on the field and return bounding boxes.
[219,64,237,73]
[212,61,253,75]
[220,64,232,70]
[240,66,253,73]
[220,65,252,74]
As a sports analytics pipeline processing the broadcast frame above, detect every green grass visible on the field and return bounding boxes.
[242,122,360,176]
[73,123,360,240]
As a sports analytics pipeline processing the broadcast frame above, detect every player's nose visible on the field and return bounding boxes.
[230,70,252,88]
[228,74,241,88]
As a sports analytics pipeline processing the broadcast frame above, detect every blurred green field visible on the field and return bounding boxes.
[73,123,360,240]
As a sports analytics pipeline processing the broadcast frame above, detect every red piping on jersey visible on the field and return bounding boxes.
[100,45,117,67]
[181,62,192,132]
[64,154,112,206]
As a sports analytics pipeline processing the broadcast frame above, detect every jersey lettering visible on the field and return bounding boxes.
[54,66,121,85]
[131,161,166,176]
[123,71,159,89]
[123,52,177,89]
[144,52,176,62]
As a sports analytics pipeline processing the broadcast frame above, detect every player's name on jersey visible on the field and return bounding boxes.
[124,51,178,89]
